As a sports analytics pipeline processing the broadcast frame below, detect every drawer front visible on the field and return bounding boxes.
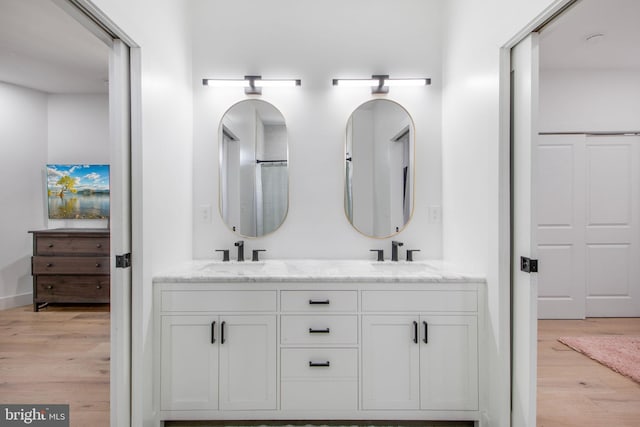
[281,348,358,378]
[36,237,110,256]
[281,290,357,312]
[32,256,110,275]
[35,276,110,303]
[281,380,358,411]
[362,290,478,312]
[160,290,277,312]
[281,315,358,345]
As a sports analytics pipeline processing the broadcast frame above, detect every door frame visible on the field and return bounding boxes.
[498,0,578,425]
[56,2,141,426]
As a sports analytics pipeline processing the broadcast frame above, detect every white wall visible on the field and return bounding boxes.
[540,69,640,132]
[441,1,560,426]
[47,93,110,228]
[0,82,47,309]
[192,0,443,261]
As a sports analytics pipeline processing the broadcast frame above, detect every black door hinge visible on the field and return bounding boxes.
[116,253,132,268]
[520,256,538,273]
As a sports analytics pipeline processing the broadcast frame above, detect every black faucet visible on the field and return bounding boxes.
[391,240,404,261]
[234,240,244,262]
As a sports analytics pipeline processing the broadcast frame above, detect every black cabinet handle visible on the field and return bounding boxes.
[211,321,216,344]
[46,263,53,268]
[309,328,330,334]
[48,243,54,248]
[413,321,418,344]
[96,285,102,289]
[308,299,330,305]
[423,321,429,344]
[309,361,331,367]
[221,321,226,344]
[96,243,102,248]
[46,285,53,290]
[96,263,101,268]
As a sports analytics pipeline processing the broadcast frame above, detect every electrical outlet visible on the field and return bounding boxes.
[428,205,442,224]
[199,204,212,223]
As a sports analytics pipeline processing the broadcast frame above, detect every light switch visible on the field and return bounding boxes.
[199,204,212,223]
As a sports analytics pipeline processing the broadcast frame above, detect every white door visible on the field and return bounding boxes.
[584,135,640,316]
[536,134,586,319]
[160,315,219,411]
[419,315,478,411]
[219,315,277,410]
[361,315,420,410]
[109,38,132,427]
[511,33,539,427]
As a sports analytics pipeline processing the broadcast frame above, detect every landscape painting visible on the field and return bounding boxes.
[47,164,110,219]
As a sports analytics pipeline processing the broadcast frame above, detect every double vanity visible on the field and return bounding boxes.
[153,259,485,425]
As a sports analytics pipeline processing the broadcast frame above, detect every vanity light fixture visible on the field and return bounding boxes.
[332,75,431,94]
[202,75,301,95]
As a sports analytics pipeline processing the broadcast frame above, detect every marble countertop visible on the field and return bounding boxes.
[153,259,485,284]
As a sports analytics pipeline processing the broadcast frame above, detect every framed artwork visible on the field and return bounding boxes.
[46,164,110,219]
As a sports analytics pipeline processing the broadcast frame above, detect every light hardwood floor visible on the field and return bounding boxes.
[537,317,640,427]
[2,305,639,427]
[0,304,110,427]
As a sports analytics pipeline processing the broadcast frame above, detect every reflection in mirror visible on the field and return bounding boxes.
[219,99,288,237]
[345,99,414,238]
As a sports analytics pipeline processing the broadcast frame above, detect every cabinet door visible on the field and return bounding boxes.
[161,315,219,411]
[361,315,420,410]
[419,315,478,410]
[219,315,277,410]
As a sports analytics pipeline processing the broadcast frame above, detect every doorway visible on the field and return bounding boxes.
[0,1,135,426]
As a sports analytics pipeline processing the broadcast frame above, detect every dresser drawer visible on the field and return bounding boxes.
[281,290,357,312]
[36,236,110,256]
[282,348,357,378]
[281,349,358,411]
[160,290,277,312]
[32,256,110,275]
[35,276,110,303]
[281,315,358,345]
[362,290,478,312]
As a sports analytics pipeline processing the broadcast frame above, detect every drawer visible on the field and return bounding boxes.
[36,236,110,256]
[160,290,276,312]
[35,276,110,303]
[281,348,358,410]
[281,315,357,345]
[362,290,478,312]
[32,256,110,275]
[281,290,357,312]
[281,348,358,378]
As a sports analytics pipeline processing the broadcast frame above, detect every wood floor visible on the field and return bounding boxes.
[0,304,110,427]
[537,317,640,427]
[1,305,639,427]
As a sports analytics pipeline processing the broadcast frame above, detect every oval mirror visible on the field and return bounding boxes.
[344,99,415,238]
[219,99,289,237]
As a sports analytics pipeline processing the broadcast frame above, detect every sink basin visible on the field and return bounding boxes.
[370,262,435,273]
[199,261,266,274]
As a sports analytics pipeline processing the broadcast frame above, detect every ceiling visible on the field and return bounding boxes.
[0,0,637,95]
[0,0,109,94]
[539,0,640,70]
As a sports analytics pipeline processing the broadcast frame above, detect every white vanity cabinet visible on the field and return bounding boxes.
[361,290,479,411]
[153,263,485,425]
[157,288,277,415]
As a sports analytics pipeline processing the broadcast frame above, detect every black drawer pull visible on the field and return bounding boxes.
[423,321,429,344]
[96,243,102,248]
[48,243,54,248]
[46,285,53,290]
[96,285,102,289]
[221,321,226,344]
[309,361,331,367]
[309,299,330,305]
[309,328,330,334]
[211,321,216,344]
[413,321,418,344]
[95,263,101,268]
[46,263,53,268]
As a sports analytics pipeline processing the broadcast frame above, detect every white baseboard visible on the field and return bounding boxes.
[0,293,32,311]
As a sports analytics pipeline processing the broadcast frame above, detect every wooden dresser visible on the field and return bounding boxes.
[29,228,110,311]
